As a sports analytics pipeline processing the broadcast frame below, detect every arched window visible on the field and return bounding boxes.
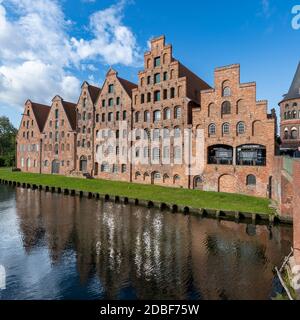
[164,108,171,120]
[153,129,160,141]
[163,128,170,139]
[108,112,113,122]
[174,127,181,138]
[54,144,59,155]
[174,106,181,119]
[154,90,161,102]
[237,122,245,135]
[154,73,160,84]
[222,123,230,135]
[194,176,203,189]
[123,110,127,120]
[135,172,141,180]
[291,128,298,140]
[293,110,297,119]
[246,175,256,186]
[173,175,180,184]
[96,114,100,122]
[141,94,145,104]
[143,147,149,158]
[82,126,86,134]
[223,87,231,97]
[154,172,161,180]
[153,110,161,122]
[222,101,231,115]
[147,92,151,102]
[284,128,289,140]
[116,97,120,105]
[135,111,140,123]
[144,110,150,122]
[208,123,216,136]
[108,98,113,107]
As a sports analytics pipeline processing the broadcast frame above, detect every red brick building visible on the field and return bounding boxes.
[192,64,276,197]
[75,81,101,177]
[16,36,277,199]
[131,36,210,188]
[94,68,137,182]
[41,96,77,175]
[16,100,50,173]
[279,62,300,154]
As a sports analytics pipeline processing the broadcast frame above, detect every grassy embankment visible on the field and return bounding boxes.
[0,167,273,214]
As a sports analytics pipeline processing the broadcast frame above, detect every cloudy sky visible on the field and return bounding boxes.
[0,0,299,127]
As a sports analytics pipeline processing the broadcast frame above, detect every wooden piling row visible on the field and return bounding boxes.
[0,178,293,226]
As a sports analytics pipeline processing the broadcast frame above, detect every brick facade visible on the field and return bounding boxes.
[17,35,277,199]
[16,100,50,173]
[41,96,77,175]
[75,82,101,177]
[192,64,276,198]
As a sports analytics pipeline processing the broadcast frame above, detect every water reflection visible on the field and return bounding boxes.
[0,185,292,300]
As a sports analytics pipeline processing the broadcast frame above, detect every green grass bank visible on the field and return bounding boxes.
[0,168,273,214]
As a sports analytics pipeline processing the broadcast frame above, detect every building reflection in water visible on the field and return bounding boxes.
[14,188,292,300]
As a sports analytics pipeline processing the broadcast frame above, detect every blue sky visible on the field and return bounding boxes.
[0,0,299,127]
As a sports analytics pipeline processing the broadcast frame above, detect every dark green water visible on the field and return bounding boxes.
[0,185,292,300]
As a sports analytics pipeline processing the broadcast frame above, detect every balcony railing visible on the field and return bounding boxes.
[208,156,233,165]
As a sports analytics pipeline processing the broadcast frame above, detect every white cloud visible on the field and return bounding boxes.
[71,1,141,66]
[0,0,140,113]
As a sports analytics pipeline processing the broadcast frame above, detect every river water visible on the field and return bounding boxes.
[0,184,292,300]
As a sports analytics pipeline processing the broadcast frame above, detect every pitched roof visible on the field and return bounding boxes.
[31,102,51,132]
[117,77,138,98]
[87,85,101,103]
[61,101,77,131]
[282,62,300,102]
[178,62,211,91]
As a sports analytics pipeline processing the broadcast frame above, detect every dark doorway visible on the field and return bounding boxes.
[80,156,88,173]
[51,160,60,174]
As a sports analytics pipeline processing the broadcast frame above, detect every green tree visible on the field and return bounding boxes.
[0,116,17,167]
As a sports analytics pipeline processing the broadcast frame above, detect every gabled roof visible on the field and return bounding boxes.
[178,62,211,91]
[88,85,101,103]
[31,102,51,132]
[117,77,138,98]
[61,101,77,131]
[282,62,300,102]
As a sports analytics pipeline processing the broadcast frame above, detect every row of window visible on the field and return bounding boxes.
[134,146,182,160]
[135,172,181,184]
[20,158,37,168]
[140,71,169,87]
[283,128,299,140]
[99,163,127,174]
[96,111,127,123]
[284,102,298,109]
[283,110,300,120]
[78,112,92,121]
[22,131,34,139]
[43,160,71,167]
[48,119,64,129]
[101,97,121,108]
[136,87,178,105]
[95,127,183,141]
[208,122,246,136]
[22,120,34,128]
[44,131,69,142]
[44,143,71,152]
[19,144,39,152]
